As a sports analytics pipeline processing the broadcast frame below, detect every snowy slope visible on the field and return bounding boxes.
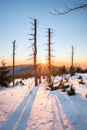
[0,74,87,130]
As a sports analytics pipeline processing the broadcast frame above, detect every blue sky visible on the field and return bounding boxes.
[0,0,87,68]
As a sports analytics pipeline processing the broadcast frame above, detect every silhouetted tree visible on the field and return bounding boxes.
[75,66,82,73]
[70,66,75,76]
[84,69,87,73]
[51,66,59,76]
[61,66,66,74]
[0,60,11,87]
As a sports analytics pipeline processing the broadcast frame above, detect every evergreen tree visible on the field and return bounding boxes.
[70,66,75,76]
[75,66,82,73]
[0,60,11,87]
[58,66,67,75]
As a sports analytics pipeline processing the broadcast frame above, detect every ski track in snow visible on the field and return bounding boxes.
[0,74,87,130]
[0,86,39,130]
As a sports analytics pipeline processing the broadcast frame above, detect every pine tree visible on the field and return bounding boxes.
[0,60,11,87]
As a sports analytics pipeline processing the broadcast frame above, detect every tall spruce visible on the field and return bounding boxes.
[0,60,11,87]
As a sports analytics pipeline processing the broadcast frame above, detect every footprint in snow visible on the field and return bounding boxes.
[48,119,53,123]
[40,122,45,125]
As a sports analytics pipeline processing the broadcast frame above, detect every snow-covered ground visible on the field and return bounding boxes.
[0,74,87,130]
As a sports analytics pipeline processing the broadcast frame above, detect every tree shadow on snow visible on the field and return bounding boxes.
[0,87,39,130]
[51,91,87,130]
[45,91,74,130]
[57,91,87,130]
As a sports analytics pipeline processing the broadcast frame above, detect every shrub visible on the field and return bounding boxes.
[67,85,76,96]
[20,80,24,85]
[77,75,83,79]
[62,88,66,92]
[79,79,85,84]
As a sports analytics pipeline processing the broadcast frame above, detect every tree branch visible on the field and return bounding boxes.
[50,3,87,15]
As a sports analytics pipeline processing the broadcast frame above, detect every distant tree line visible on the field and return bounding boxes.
[0,60,87,87]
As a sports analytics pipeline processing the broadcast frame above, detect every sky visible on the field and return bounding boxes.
[0,0,87,68]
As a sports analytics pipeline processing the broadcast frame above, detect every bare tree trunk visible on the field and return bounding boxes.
[70,46,75,76]
[34,19,38,86]
[48,28,51,83]
[13,40,16,86]
[28,19,38,86]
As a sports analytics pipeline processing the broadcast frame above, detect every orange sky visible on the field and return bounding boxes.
[1,56,87,69]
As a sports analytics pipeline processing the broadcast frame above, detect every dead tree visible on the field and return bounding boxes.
[28,19,38,86]
[13,40,16,86]
[70,46,75,76]
[34,19,38,86]
[71,46,74,68]
[47,28,55,84]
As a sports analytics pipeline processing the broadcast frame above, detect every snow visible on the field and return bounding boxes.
[0,74,87,130]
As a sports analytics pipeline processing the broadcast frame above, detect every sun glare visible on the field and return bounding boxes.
[41,60,46,64]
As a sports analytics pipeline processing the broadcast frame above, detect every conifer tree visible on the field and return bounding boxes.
[0,60,11,87]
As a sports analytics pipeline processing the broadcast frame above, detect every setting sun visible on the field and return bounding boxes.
[41,59,46,64]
